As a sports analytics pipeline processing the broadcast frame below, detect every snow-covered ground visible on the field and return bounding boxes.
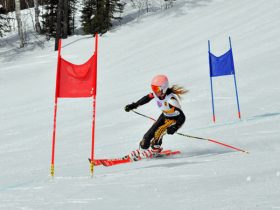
[1,0,280,209]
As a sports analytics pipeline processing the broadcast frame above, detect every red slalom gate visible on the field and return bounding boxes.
[51,34,99,177]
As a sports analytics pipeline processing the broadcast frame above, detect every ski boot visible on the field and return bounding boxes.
[129,148,154,161]
[150,137,163,157]
[150,144,163,157]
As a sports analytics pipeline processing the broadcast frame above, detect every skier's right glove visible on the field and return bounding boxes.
[124,103,138,112]
[167,125,178,135]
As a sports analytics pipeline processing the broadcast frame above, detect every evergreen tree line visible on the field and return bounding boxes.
[0,0,125,39]
[81,0,124,35]
[42,0,125,39]
[0,0,175,44]
[42,0,77,40]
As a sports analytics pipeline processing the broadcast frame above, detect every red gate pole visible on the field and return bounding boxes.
[90,95,97,176]
[90,34,98,176]
[51,39,62,177]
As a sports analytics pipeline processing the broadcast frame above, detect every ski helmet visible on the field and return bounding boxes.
[151,75,169,94]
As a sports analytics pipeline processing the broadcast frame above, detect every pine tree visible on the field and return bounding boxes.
[42,0,76,41]
[63,0,77,37]
[69,0,77,35]
[94,0,105,34]
[55,0,62,50]
[81,0,124,35]
[41,0,58,39]
[62,0,68,38]
[81,0,97,34]
[103,0,124,31]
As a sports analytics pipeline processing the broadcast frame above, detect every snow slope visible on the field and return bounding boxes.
[1,0,280,209]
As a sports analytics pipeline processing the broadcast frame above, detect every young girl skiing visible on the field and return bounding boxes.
[124,75,188,160]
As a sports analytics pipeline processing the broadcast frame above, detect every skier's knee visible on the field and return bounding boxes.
[139,139,150,149]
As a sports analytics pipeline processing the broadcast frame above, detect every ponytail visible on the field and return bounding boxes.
[170,85,188,99]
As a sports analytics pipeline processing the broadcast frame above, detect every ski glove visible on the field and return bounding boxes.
[167,125,178,135]
[125,103,138,112]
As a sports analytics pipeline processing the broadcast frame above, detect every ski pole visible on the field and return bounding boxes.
[132,110,157,121]
[131,110,249,154]
[175,132,249,153]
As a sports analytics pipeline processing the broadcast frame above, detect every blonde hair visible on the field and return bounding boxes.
[170,85,188,99]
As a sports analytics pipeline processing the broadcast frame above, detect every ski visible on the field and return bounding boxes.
[88,150,181,167]
[88,156,130,166]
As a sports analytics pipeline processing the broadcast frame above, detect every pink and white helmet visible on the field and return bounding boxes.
[151,75,169,94]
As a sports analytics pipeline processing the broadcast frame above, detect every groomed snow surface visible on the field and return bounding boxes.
[0,0,280,209]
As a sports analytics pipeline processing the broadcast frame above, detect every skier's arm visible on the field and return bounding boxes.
[135,93,154,106]
[125,93,154,112]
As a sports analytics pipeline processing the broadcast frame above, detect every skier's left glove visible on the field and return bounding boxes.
[124,103,138,112]
[167,125,178,135]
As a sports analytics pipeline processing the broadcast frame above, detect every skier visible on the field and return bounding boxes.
[124,75,188,160]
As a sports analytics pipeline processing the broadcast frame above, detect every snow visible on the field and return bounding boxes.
[1,0,280,209]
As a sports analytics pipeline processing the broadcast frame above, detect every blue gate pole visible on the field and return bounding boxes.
[208,40,216,123]
[229,37,241,119]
